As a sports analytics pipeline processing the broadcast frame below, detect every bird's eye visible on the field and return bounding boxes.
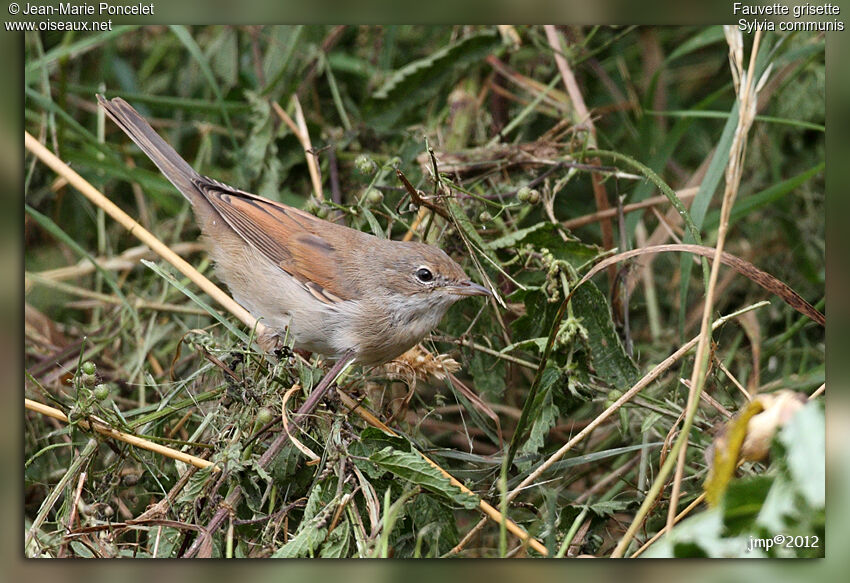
[415,267,434,283]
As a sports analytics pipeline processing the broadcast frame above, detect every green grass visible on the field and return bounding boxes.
[24,25,824,558]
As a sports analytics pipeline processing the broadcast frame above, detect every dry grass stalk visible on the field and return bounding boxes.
[25,398,217,470]
[24,131,261,333]
[611,28,769,556]
[665,26,767,531]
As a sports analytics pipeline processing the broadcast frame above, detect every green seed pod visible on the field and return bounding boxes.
[256,407,275,426]
[93,384,110,401]
[365,188,384,205]
[604,389,624,410]
[316,206,329,219]
[479,211,492,223]
[517,186,531,202]
[81,361,96,376]
[80,373,97,388]
[527,189,541,205]
[355,154,378,176]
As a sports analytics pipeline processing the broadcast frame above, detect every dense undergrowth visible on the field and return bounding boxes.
[24,26,824,558]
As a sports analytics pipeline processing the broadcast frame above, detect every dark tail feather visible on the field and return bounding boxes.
[97,94,202,202]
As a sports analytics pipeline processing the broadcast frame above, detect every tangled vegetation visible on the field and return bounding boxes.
[25,25,824,558]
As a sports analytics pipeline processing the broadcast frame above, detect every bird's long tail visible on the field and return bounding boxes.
[97,94,203,203]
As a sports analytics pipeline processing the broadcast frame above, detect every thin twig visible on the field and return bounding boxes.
[664,28,764,537]
[24,132,259,331]
[629,493,706,557]
[271,97,324,201]
[25,399,217,471]
[464,302,770,545]
[182,351,356,558]
[543,25,615,287]
[336,390,548,556]
[562,187,698,230]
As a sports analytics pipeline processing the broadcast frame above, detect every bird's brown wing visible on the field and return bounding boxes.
[194,178,354,303]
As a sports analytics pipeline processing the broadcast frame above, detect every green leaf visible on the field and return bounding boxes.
[644,507,760,558]
[244,90,284,198]
[585,499,630,516]
[755,475,798,534]
[25,25,139,78]
[367,29,500,129]
[469,350,506,398]
[571,283,638,389]
[355,426,412,454]
[369,447,479,509]
[320,519,351,558]
[677,99,739,333]
[722,475,773,535]
[205,26,239,89]
[359,206,386,239]
[272,482,334,558]
[409,493,460,557]
[271,521,327,558]
[518,390,558,460]
[510,443,662,487]
[176,466,214,505]
[778,401,825,508]
[262,26,305,95]
[348,427,412,480]
[507,361,565,469]
[487,222,551,250]
[665,26,726,64]
[511,288,560,342]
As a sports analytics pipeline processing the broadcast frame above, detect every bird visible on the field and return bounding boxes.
[97,95,491,367]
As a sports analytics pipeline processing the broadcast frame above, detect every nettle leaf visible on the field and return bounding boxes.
[722,475,774,535]
[644,507,760,558]
[369,446,479,509]
[488,222,551,250]
[271,482,331,558]
[508,361,565,469]
[500,336,548,354]
[778,401,824,508]
[348,426,412,480]
[271,521,327,558]
[359,426,413,451]
[175,465,213,505]
[755,475,798,534]
[243,90,283,198]
[267,443,310,485]
[320,518,351,558]
[495,222,601,268]
[205,26,238,89]
[469,349,506,398]
[570,282,638,389]
[511,288,560,342]
[367,29,500,129]
[409,493,460,557]
[518,389,558,460]
[261,25,306,95]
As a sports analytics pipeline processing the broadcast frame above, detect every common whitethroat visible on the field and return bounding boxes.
[98,96,491,366]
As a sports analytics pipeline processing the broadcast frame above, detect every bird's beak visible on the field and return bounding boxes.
[447,281,492,297]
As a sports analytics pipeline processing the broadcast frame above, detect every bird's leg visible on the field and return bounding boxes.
[258,349,356,467]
